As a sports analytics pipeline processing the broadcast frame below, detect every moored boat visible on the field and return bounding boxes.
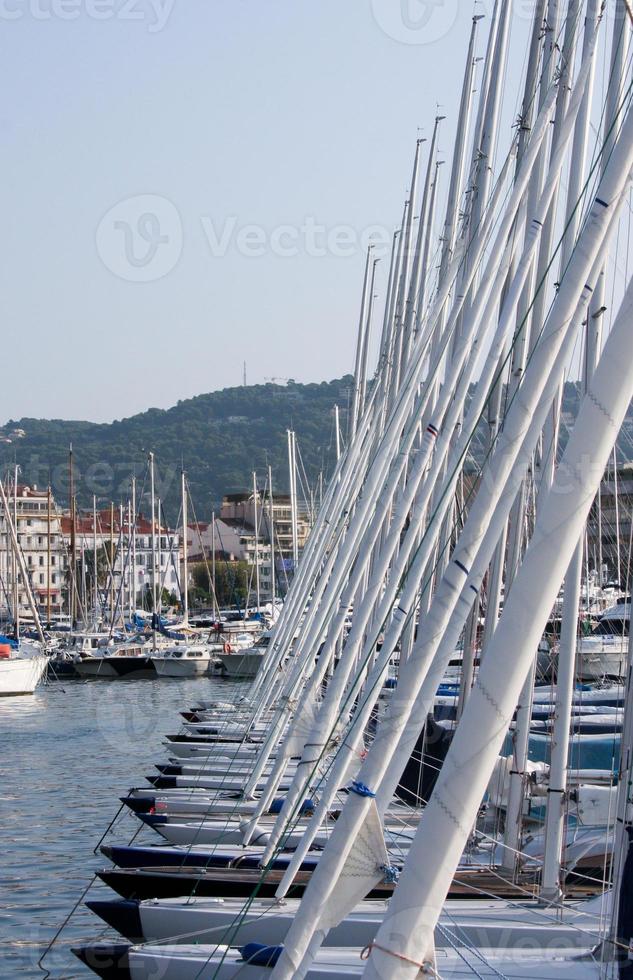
[0,647,47,696]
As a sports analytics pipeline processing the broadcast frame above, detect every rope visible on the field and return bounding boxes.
[436,921,510,980]
[93,799,126,854]
[37,873,98,976]
[360,941,441,976]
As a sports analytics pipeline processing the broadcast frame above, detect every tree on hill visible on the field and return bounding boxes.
[0,377,351,521]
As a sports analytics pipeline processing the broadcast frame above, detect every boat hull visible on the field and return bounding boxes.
[0,656,47,696]
[212,652,264,678]
[153,658,213,677]
[76,657,156,679]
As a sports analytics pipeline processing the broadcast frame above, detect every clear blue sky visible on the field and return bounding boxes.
[1,1,535,422]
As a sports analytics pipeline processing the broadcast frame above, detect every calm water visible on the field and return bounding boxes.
[0,675,239,978]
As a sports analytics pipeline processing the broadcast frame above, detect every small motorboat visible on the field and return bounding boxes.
[151,643,219,677]
[75,642,156,679]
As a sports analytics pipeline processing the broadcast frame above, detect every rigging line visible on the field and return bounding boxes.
[398,83,633,618]
[37,873,99,976]
[436,921,508,980]
[358,131,519,501]
[254,338,624,912]
[186,493,222,625]
[168,44,628,972]
[586,7,633,190]
[288,232,575,820]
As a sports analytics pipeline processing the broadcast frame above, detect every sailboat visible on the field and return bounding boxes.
[0,643,47,696]
[0,478,47,695]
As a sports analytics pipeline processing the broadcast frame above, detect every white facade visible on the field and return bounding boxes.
[0,484,66,621]
[70,511,181,614]
[185,519,273,602]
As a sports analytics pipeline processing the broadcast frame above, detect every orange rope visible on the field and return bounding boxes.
[360,942,439,976]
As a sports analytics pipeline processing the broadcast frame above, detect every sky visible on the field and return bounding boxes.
[0,1,539,422]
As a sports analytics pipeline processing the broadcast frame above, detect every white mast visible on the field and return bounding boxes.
[126,499,132,622]
[0,478,45,645]
[92,495,97,623]
[501,0,565,869]
[272,59,628,974]
[245,68,563,803]
[118,502,124,625]
[350,247,372,439]
[268,464,275,611]
[540,0,602,902]
[13,465,19,635]
[252,470,260,613]
[388,140,423,401]
[157,498,162,621]
[404,115,442,369]
[181,467,188,625]
[211,510,217,617]
[614,447,622,585]
[131,476,136,615]
[358,256,378,418]
[398,123,439,375]
[287,430,299,569]
[361,255,633,980]
[260,27,596,857]
[149,452,157,646]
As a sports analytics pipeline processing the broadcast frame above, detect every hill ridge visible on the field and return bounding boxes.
[0,378,353,518]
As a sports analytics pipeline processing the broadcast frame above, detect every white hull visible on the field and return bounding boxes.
[103,895,603,950]
[578,649,627,680]
[0,655,47,696]
[76,943,603,979]
[153,658,214,677]
[212,652,265,678]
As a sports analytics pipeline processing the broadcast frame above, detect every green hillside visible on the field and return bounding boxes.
[0,379,352,521]
[3,378,631,526]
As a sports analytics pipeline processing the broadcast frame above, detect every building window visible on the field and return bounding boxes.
[39,574,44,584]
[39,556,44,566]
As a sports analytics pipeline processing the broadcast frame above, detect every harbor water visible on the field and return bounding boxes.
[0,676,240,978]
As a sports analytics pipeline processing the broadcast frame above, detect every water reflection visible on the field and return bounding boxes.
[0,676,239,977]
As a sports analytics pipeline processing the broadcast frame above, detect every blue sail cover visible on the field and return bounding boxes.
[502,731,620,772]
